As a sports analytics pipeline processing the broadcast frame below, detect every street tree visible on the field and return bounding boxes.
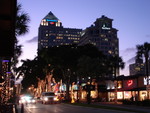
[77,55,107,104]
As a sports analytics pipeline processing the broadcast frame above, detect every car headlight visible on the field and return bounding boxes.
[27,99,31,103]
[32,99,36,103]
[44,97,48,101]
[19,99,26,103]
[54,97,59,101]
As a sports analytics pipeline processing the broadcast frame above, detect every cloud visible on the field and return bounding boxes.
[124,47,136,54]
[120,47,136,58]
[26,36,38,43]
[121,47,137,64]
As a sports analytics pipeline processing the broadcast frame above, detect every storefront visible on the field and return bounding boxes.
[107,75,149,101]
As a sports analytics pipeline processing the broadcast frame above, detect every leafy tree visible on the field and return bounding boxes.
[17,57,46,91]
[38,45,79,101]
[77,56,106,104]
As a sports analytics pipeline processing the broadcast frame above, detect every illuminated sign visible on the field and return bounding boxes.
[72,85,78,90]
[102,24,110,30]
[50,22,55,25]
[127,80,133,87]
[123,79,137,89]
[144,76,150,85]
[46,19,58,22]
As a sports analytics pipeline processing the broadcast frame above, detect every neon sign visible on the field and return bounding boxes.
[102,24,110,30]
[127,80,133,87]
[46,19,58,22]
[144,76,150,85]
[50,22,55,25]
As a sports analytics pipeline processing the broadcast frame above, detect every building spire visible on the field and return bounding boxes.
[43,11,59,21]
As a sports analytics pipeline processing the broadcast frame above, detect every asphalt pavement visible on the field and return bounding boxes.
[16,102,150,113]
[93,102,150,113]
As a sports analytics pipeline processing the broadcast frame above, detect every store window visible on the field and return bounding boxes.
[117,92,123,99]
[124,91,131,99]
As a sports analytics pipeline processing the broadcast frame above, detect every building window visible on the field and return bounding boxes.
[105,38,108,41]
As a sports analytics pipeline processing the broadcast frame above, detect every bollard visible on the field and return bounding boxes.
[21,103,24,113]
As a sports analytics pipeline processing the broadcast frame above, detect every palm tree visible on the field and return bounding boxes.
[136,42,150,99]
[108,56,125,79]
[108,55,125,103]
[11,3,30,74]
[15,3,30,36]
[9,3,30,102]
[9,4,30,99]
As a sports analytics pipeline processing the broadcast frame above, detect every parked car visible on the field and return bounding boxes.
[41,92,59,104]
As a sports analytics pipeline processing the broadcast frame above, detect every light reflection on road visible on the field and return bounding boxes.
[24,103,136,113]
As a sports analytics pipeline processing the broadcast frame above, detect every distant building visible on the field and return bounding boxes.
[79,15,119,57]
[38,11,82,50]
[129,58,150,76]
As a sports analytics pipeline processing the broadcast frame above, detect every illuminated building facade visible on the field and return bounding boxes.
[79,15,119,57]
[38,11,82,50]
[107,75,149,101]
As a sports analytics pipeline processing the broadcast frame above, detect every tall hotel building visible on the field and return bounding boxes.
[79,15,119,57]
[38,11,82,50]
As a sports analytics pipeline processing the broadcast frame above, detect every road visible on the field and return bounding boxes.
[21,103,136,113]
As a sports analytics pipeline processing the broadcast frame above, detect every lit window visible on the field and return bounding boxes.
[108,50,112,54]
[105,38,108,41]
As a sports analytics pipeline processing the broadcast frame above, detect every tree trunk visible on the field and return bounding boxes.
[87,78,92,104]
[66,81,70,102]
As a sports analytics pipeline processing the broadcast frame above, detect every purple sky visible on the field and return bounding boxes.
[18,0,150,76]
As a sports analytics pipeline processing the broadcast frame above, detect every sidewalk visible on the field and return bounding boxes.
[93,102,150,113]
[0,103,18,113]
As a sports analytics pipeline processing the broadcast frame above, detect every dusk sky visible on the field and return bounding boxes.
[18,0,150,76]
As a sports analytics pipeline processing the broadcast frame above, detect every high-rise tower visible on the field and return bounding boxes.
[79,15,119,57]
[38,11,82,50]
